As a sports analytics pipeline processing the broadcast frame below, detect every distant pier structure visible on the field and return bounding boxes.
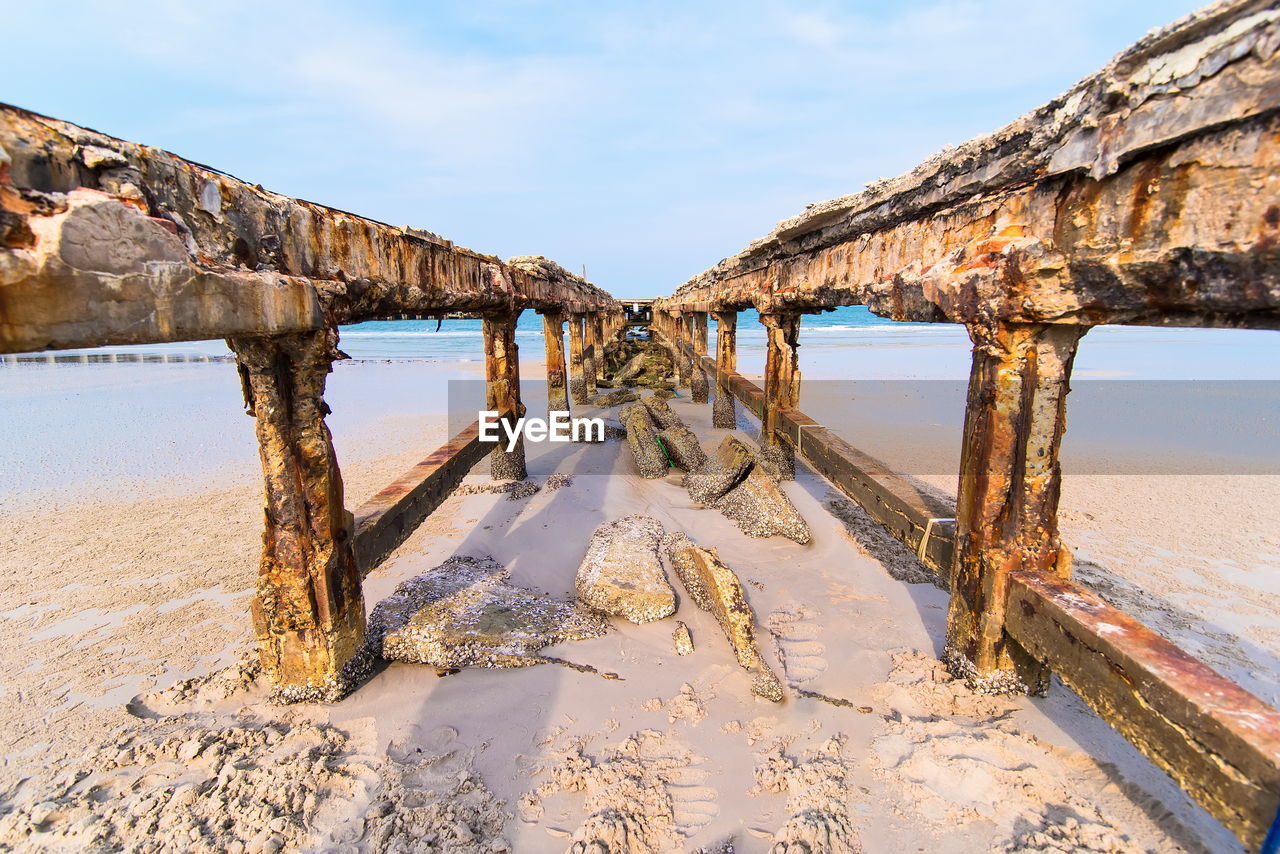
[2,0,1280,849]
[622,298,655,329]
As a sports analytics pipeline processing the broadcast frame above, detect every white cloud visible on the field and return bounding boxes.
[1,0,1200,295]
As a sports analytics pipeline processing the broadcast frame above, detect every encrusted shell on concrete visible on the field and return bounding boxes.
[702,437,810,544]
[575,516,675,624]
[374,555,609,669]
[620,404,670,479]
[664,532,784,702]
[673,622,695,656]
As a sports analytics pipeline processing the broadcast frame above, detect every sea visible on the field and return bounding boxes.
[6,305,1278,381]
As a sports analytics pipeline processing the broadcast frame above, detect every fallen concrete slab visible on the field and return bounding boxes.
[620,403,671,479]
[664,532,784,701]
[656,424,708,473]
[575,516,676,624]
[374,555,609,670]
[696,436,811,544]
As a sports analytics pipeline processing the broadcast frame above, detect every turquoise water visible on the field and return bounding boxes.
[3,305,1277,382]
[0,306,937,363]
[340,305,932,361]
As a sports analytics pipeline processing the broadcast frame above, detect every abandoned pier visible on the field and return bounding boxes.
[3,0,1280,848]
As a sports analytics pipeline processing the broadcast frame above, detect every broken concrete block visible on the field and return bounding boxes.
[375,555,608,669]
[683,435,755,505]
[590,389,640,408]
[656,424,708,473]
[754,441,795,482]
[620,403,670,478]
[576,516,675,624]
[674,622,695,656]
[613,352,646,385]
[640,394,682,429]
[663,532,783,701]
[708,437,810,543]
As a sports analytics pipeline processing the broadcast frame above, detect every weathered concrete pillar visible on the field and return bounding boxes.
[583,312,599,399]
[592,313,607,383]
[228,328,366,702]
[675,313,691,388]
[568,313,588,404]
[541,310,570,414]
[712,310,738,428]
[690,311,709,404]
[483,309,527,480]
[943,321,1087,694]
[760,312,801,480]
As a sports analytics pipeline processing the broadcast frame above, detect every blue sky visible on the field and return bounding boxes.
[5,0,1198,297]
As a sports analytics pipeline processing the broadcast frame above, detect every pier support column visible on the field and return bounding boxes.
[569,313,588,404]
[592,313,607,384]
[583,312,599,399]
[675,313,691,388]
[712,311,738,428]
[229,328,366,702]
[760,312,801,480]
[944,321,1086,694]
[691,311,709,404]
[483,309,527,480]
[541,310,570,415]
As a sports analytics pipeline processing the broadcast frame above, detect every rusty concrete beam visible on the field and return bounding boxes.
[484,310,526,481]
[1007,571,1280,850]
[228,328,366,702]
[712,310,738,428]
[656,1,1280,327]
[690,311,710,404]
[352,420,490,574]
[760,312,801,479]
[541,310,571,414]
[0,105,617,353]
[568,313,588,404]
[577,311,598,399]
[944,322,1085,695]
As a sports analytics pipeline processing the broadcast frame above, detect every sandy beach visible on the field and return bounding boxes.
[0,335,1274,852]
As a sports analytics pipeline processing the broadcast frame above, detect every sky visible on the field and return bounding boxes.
[4,0,1200,298]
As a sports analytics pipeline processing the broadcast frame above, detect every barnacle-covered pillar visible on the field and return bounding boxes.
[592,312,607,384]
[568,313,588,404]
[229,328,366,702]
[582,312,599,399]
[712,310,738,428]
[690,311,709,404]
[760,311,800,480]
[674,313,691,388]
[944,321,1086,694]
[541,310,570,414]
[483,309,527,480]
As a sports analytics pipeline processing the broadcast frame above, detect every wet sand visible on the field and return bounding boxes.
[0,350,1273,852]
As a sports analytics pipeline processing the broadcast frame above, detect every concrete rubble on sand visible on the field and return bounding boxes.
[575,515,676,623]
[693,436,811,544]
[639,395,682,429]
[655,422,708,473]
[602,339,676,390]
[374,555,609,669]
[589,389,641,408]
[619,403,671,479]
[664,532,785,701]
[673,622,695,656]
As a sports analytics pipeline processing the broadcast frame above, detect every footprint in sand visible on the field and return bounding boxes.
[767,605,828,686]
[752,734,860,854]
[530,729,719,853]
